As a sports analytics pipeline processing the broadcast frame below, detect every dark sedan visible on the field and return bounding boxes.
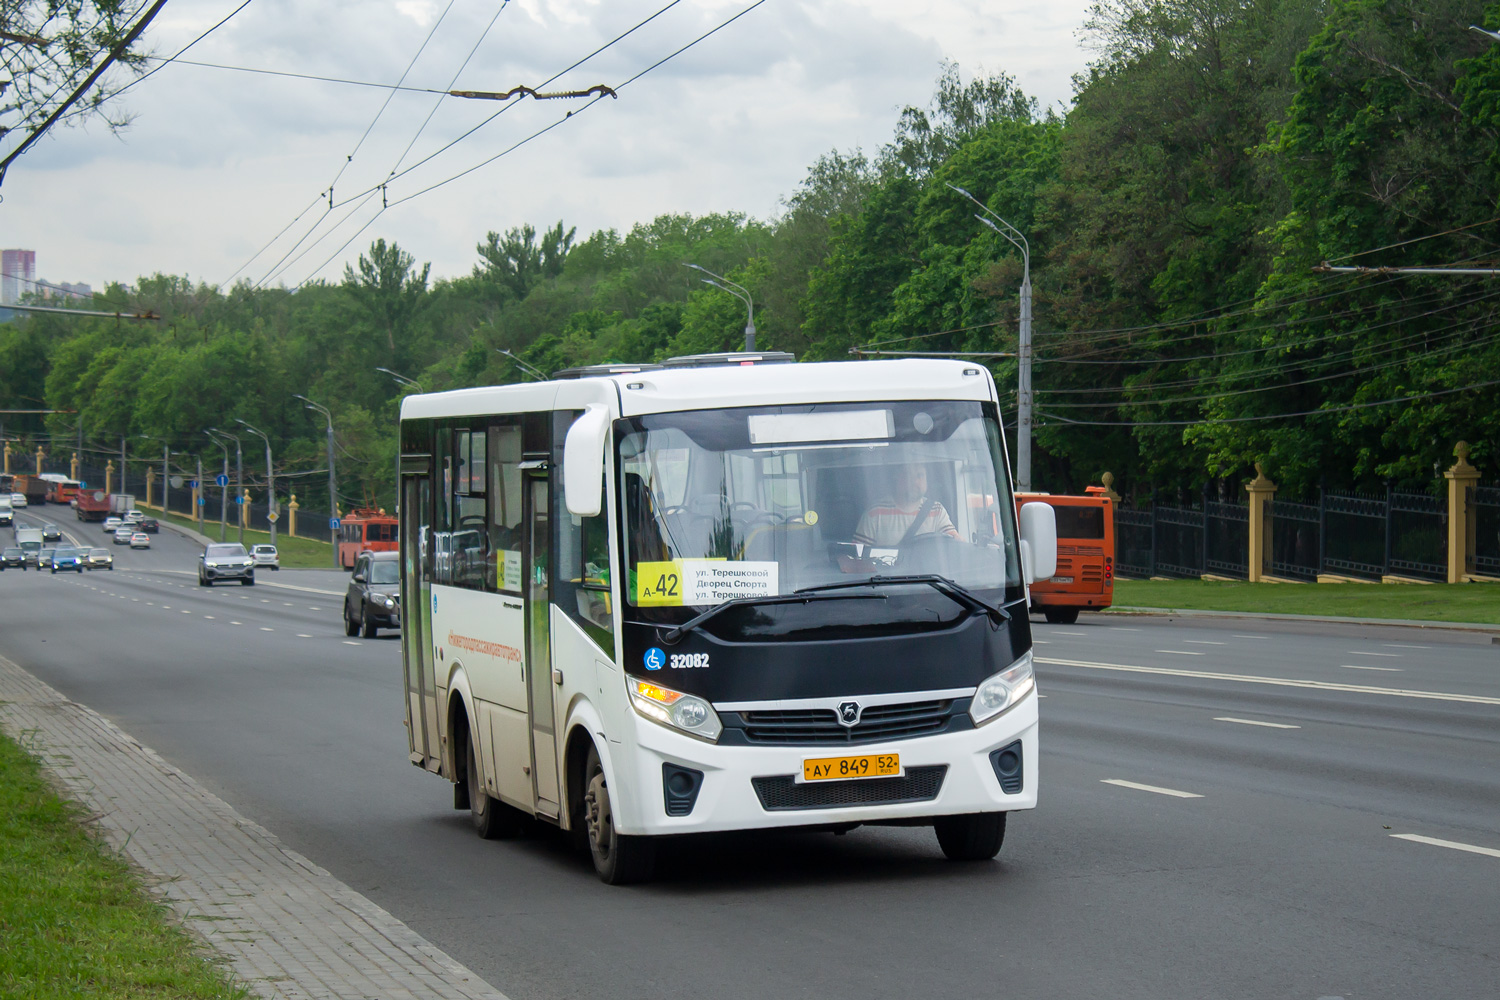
[1,547,24,570]
[344,551,400,637]
[138,516,159,533]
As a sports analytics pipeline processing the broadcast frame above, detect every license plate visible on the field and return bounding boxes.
[1051,576,1074,584]
[801,753,901,782]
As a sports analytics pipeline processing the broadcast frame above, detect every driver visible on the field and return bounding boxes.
[852,464,959,548]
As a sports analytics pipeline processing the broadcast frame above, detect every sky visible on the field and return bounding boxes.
[1,0,1097,292]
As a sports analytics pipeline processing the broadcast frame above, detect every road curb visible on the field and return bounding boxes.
[0,652,509,1000]
[1103,605,1500,634]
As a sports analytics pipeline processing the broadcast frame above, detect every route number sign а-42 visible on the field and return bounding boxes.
[636,559,779,606]
[801,753,901,782]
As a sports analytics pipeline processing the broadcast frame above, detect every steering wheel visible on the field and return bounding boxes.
[896,531,961,567]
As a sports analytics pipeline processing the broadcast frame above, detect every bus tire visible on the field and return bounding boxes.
[934,812,1006,861]
[582,743,654,885]
[1043,607,1079,625]
[468,729,521,840]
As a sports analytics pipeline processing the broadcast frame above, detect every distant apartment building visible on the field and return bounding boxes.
[1,249,37,304]
[38,279,92,300]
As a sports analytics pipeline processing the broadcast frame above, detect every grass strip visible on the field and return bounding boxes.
[1112,579,1500,624]
[0,732,247,999]
[126,505,339,570]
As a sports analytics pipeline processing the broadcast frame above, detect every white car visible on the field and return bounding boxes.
[10,492,27,508]
[123,510,145,524]
[129,532,151,549]
[113,527,134,545]
[249,544,280,570]
[103,516,124,533]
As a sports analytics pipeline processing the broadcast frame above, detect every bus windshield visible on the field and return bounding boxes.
[617,400,1023,626]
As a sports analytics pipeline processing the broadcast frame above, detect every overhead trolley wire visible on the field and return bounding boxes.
[289,0,770,287]
[113,0,258,99]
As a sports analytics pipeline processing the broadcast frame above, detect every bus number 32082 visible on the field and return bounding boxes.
[669,653,710,669]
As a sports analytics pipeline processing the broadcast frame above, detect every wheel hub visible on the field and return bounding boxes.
[584,771,612,853]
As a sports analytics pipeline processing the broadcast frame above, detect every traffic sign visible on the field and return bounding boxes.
[198,497,206,506]
[79,481,87,489]
[329,518,341,529]
[170,475,184,489]
[216,474,229,487]
[188,479,199,490]
[266,512,279,523]
[234,495,243,504]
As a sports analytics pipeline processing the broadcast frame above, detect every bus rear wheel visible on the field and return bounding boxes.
[1043,607,1079,625]
[934,812,1006,861]
[582,744,654,885]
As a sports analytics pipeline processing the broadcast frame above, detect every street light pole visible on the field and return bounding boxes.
[682,263,755,350]
[236,420,276,545]
[946,183,1034,491]
[294,395,339,568]
[205,430,229,542]
[375,367,424,392]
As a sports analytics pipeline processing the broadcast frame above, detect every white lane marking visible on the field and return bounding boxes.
[230,621,243,625]
[1101,779,1203,799]
[308,607,321,611]
[1348,650,1401,657]
[1215,717,1300,729]
[1342,663,1402,671]
[1157,649,1204,655]
[1052,630,1084,636]
[161,606,171,610]
[146,602,155,606]
[296,634,313,638]
[1382,643,1429,649]
[1183,640,1225,645]
[1037,656,1500,706]
[1232,634,1268,639]
[282,602,293,607]
[180,609,191,614]
[1391,834,1500,860]
[204,616,214,620]
[342,640,360,646]
[1033,639,1050,644]
[1108,627,1140,631]
[260,627,274,632]
[260,600,270,604]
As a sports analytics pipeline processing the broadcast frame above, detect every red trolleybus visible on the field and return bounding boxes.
[337,507,399,569]
[1014,489,1114,623]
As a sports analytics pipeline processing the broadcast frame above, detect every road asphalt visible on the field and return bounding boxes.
[1,504,1497,999]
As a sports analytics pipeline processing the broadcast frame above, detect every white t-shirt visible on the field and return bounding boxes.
[853,497,959,547]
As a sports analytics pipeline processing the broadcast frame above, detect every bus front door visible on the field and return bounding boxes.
[525,471,561,816]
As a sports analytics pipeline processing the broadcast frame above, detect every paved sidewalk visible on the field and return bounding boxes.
[0,652,507,1000]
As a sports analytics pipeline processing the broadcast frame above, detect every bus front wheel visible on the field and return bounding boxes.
[934,812,1006,861]
[582,744,655,885]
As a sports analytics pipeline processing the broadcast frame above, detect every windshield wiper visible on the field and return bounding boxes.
[794,574,1011,625]
[659,592,886,644]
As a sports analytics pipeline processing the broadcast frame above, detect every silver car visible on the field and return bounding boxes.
[199,542,255,586]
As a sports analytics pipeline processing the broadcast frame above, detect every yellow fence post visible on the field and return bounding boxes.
[144,468,155,508]
[105,460,114,495]
[2,441,10,474]
[1099,471,1121,503]
[71,452,79,480]
[34,446,44,475]
[240,489,249,529]
[1245,463,1276,583]
[1445,441,1480,583]
[288,495,298,538]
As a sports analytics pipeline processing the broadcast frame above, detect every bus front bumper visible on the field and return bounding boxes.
[607,692,1039,837]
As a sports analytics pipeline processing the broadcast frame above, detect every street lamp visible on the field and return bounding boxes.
[204,430,230,541]
[494,349,547,382]
[682,263,756,351]
[946,182,1034,492]
[210,427,245,545]
[235,419,276,545]
[294,394,339,568]
[375,367,424,392]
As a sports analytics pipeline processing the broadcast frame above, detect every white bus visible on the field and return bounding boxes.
[398,354,1056,883]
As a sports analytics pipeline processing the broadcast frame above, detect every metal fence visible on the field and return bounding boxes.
[1474,485,1500,577]
[1115,485,1448,581]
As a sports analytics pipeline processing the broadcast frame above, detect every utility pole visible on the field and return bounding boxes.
[196,454,205,532]
[294,395,339,567]
[162,445,170,518]
[946,183,1033,490]
[236,420,275,545]
[210,428,242,545]
[120,436,127,497]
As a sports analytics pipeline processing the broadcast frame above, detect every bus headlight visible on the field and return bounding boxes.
[969,651,1035,726]
[629,678,723,742]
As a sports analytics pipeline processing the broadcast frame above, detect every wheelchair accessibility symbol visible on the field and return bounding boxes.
[644,647,665,671]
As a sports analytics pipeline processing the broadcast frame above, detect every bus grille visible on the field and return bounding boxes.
[735,700,958,745]
[752,766,948,811]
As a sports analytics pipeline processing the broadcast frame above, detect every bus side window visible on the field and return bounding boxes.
[487,423,523,593]
[554,411,614,657]
[433,428,454,585]
[452,428,488,590]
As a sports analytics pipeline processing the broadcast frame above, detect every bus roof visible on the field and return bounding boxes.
[399,359,998,421]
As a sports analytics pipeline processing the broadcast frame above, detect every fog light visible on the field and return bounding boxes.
[989,741,1024,794]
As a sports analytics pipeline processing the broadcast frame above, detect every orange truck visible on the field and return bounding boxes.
[1015,488,1114,623]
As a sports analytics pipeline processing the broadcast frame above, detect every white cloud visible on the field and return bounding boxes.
[0,0,1093,290]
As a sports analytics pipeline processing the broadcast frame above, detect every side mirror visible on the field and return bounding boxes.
[1018,501,1057,584]
[563,404,611,518]
[353,572,365,583]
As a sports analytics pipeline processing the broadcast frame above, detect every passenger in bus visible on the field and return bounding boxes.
[852,463,960,548]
